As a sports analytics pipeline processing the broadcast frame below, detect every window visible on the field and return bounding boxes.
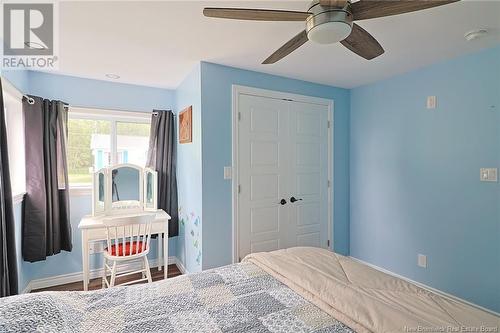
[3,86,26,198]
[68,119,111,185]
[68,108,151,187]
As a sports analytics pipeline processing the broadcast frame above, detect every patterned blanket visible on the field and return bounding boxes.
[0,262,355,333]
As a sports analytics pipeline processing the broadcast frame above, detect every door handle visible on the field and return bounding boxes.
[279,199,287,205]
[290,196,302,203]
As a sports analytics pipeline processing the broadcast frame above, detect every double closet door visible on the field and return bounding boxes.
[238,93,330,260]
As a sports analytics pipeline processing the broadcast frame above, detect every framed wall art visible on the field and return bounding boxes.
[179,106,192,144]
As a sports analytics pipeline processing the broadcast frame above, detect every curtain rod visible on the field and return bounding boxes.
[152,110,176,117]
[23,94,35,105]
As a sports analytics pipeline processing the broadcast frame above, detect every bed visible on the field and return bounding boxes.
[0,247,497,333]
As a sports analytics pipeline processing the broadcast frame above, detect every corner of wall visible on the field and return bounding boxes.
[174,63,203,273]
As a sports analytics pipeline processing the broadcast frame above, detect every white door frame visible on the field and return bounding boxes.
[231,85,334,263]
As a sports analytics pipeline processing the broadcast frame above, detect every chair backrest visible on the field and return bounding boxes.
[102,214,155,258]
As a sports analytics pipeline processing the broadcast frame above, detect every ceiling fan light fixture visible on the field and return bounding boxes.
[307,20,352,44]
[306,9,353,44]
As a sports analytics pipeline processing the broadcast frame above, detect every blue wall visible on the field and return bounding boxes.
[174,64,203,273]
[26,71,174,112]
[350,46,500,312]
[4,71,176,291]
[200,62,351,270]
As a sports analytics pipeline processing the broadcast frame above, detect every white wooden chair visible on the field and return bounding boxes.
[102,214,154,288]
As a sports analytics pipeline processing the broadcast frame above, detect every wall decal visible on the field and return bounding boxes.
[178,206,202,269]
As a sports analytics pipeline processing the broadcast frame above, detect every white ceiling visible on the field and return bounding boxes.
[54,0,500,89]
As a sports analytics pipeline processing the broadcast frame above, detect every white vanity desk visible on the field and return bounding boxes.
[77,163,169,291]
[78,210,170,291]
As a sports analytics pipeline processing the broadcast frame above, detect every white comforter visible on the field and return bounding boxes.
[244,247,499,333]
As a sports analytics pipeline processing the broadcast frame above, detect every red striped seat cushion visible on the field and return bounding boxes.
[107,241,146,256]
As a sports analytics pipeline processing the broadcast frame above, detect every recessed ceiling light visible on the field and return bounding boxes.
[464,29,488,41]
[105,73,120,79]
[24,41,47,50]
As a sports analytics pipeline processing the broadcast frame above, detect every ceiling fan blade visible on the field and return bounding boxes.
[262,30,309,64]
[351,0,459,21]
[341,23,384,60]
[318,0,349,7]
[203,8,311,21]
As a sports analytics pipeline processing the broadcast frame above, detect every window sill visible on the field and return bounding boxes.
[69,186,92,196]
[13,192,26,205]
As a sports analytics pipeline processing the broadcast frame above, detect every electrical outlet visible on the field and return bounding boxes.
[426,96,436,109]
[89,241,105,254]
[418,254,427,268]
[223,166,232,180]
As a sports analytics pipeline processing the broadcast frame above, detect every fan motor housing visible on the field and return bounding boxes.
[306,0,353,44]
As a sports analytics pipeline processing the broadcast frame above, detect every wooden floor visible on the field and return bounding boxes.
[32,264,182,292]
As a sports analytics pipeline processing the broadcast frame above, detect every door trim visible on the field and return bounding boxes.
[232,85,334,263]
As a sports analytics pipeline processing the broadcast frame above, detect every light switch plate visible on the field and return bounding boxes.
[480,168,498,182]
[418,254,427,268]
[223,166,232,180]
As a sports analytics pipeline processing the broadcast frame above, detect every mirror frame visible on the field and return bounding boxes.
[143,168,158,211]
[92,163,158,216]
[107,163,144,214]
[92,168,108,216]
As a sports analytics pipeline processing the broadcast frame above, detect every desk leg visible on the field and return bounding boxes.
[82,231,89,291]
[158,233,163,271]
[164,225,169,279]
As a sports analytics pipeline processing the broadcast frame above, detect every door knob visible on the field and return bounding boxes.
[279,199,287,205]
[290,196,302,203]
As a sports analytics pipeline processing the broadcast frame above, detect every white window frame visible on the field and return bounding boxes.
[68,107,151,196]
[2,78,26,204]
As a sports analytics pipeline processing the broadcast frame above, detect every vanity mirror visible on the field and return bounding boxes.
[144,168,157,210]
[92,169,107,215]
[92,163,158,216]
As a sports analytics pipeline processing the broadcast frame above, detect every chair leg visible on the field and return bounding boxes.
[110,261,117,287]
[143,257,152,283]
[102,258,107,289]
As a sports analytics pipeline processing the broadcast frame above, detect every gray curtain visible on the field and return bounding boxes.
[0,79,18,296]
[146,110,178,237]
[23,96,71,262]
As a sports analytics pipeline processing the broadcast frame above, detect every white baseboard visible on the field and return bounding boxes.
[349,256,500,317]
[175,258,189,275]
[23,256,179,293]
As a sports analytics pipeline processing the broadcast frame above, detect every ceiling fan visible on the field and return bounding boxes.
[203,0,459,64]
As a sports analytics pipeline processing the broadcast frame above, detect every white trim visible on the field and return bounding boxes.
[13,192,26,205]
[68,106,151,122]
[23,256,180,293]
[175,258,189,275]
[22,281,33,294]
[231,85,334,263]
[349,256,500,317]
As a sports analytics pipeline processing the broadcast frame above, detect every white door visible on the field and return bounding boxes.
[238,94,290,259]
[288,101,329,249]
[237,93,330,260]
